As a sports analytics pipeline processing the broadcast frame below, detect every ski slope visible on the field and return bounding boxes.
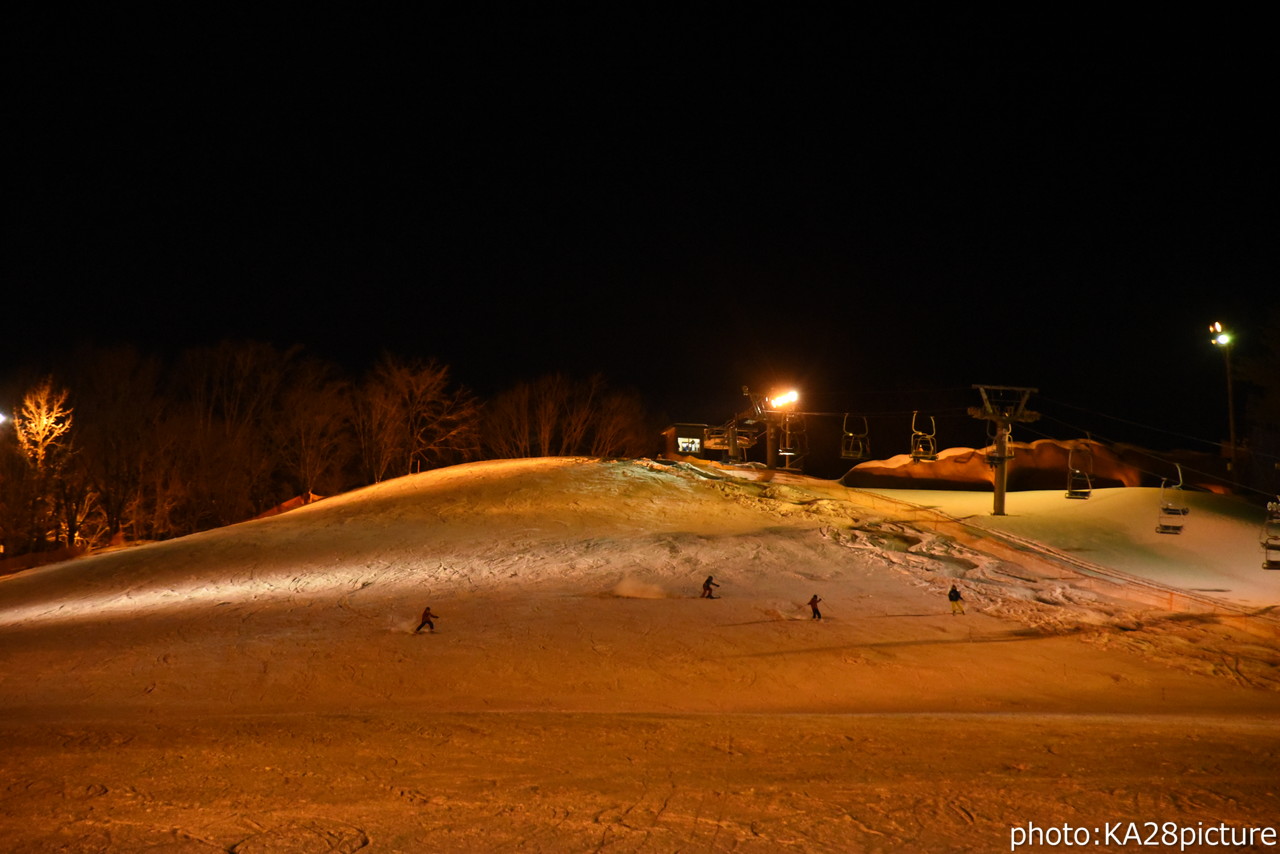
[862,486,1276,609]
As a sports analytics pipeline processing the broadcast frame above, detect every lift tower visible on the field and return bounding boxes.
[968,385,1040,516]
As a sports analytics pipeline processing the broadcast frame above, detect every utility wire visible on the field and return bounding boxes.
[1018,414,1276,501]
[1037,393,1280,478]
[1038,394,1225,452]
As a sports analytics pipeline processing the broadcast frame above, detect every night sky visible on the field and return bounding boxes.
[10,18,1276,457]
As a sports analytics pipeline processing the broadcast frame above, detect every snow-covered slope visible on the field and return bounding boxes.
[1,457,1277,852]
[1,456,1275,704]
[858,485,1276,608]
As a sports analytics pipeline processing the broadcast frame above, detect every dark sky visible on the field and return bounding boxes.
[9,18,1277,452]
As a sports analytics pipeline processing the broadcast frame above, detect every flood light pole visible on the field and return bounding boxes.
[1209,322,1238,474]
[764,389,799,470]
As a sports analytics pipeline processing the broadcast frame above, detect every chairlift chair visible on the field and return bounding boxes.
[1066,468,1092,500]
[840,414,870,460]
[777,413,806,471]
[1155,466,1189,534]
[1262,499,1280,570]
[1065,446,1093,499]
[1263,534,1280,570]
[983,422,1014,466]
[909,411,938,462]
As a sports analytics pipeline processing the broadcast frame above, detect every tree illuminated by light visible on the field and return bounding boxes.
[14,378,73,472]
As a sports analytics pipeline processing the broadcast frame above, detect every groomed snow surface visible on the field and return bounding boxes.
[1,457,1277,852]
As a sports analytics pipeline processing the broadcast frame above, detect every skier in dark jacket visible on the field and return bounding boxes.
[948,585,965,615]
[415,606,440,633]
[701,575,720,599]
[807,594,823,620]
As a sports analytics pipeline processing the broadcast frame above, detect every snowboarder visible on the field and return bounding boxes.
[948,585,965,615]
[807,594,823,620]
[415,606,440,633]
[701,575,720,599]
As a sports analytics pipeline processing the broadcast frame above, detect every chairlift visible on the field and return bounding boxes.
[909,411,937,462]
[840,414,870,460]
[980,421,1008,466]
[1262,498,1280,570]
[778,434,797,456]
[777,413,806,470]
[1155,465,1189,534]
[1065,445,1093,500]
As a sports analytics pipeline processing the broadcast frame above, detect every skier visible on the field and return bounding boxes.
[807,594,823,620]
[415,606,440,633]
[948,585,965,615]
[701,575,720,599]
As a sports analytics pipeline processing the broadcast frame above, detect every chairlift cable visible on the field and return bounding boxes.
[1012,399,1280,470]
[1038,395,1232,455]
[1020,417,1274,501]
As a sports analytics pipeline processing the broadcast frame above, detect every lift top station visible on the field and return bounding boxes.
[968,385,1039,516]
[661,423,711,459]
[695,387,810,471]
[741,387,807,471]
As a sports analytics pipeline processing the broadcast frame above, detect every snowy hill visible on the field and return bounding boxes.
[865,485,1276,609]
[1,457,1277,852]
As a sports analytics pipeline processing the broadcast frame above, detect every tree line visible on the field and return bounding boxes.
[0,342,657,559]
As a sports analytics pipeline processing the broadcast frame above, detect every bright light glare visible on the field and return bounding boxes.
[1210,321,1232,346]
[769,390,799,409]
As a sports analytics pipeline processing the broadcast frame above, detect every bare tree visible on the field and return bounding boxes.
[137,411,196,540]
[352,377,401,485]
[0,429,39,556]
[524,374,602,457]
[354,355,479,482]
[1238,307,1280,428]
[482,382,534,459]
[11,377,88,549]
[172,341,299,526]
[551,374,600,456]
[590,389,653,457]
[273,357,354,498]
[483,373,652,460]
[1236,307,1280,496]
[531,376,563,457]
[65,345,165,542]
[14,378,73,472]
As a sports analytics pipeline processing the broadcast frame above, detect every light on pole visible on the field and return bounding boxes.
[1209,321,1238,473]
[764,389,799,470]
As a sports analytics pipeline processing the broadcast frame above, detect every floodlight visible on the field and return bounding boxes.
[1208,321,1238,472]
[769,390,799,409]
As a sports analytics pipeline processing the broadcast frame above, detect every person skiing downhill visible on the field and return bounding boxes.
[701,575,720,599]
[415,606,440,633]
[807,594,823,620]
[948,585,965,615]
